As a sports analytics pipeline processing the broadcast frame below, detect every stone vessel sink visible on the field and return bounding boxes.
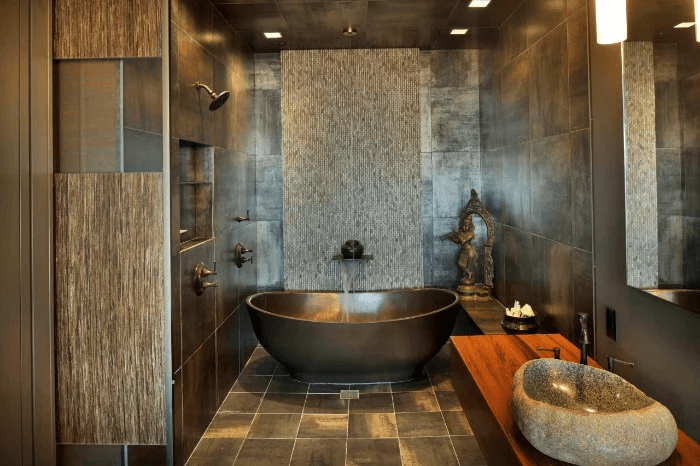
[511,359,677,466]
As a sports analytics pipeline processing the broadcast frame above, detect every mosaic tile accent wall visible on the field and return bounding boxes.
[622,42,659,288]
[281,49,422,290]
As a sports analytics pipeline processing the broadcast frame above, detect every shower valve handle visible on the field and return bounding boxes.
[194,262,218,295]
[234,210,250,222]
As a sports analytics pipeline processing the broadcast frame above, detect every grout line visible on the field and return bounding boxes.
[389,376,405,466]
[288,377,310,466]
[428,368,462,466]
[345,381,350,466]
[231,360,276,465]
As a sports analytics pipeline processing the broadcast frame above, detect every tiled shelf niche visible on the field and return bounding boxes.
[179,141,214,249]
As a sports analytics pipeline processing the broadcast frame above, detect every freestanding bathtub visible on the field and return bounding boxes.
[246,288,460,384]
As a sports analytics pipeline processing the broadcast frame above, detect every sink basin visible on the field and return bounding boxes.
[511,359,677,466]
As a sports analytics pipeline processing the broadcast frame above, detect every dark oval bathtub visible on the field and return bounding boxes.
[245,288,460,384]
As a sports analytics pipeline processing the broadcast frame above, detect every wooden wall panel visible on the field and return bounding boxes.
[55,173,165,444]
[54,0,161,59]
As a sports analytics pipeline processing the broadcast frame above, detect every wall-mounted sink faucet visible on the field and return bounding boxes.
[536,347,561,359]
[578,313,591,365]
[607,355,635,374]
[194,262,218,295]
[234,243,253,268]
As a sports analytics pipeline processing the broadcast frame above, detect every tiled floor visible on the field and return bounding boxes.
[186,344,487,466]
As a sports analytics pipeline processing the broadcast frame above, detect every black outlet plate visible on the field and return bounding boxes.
[606,307,617,341]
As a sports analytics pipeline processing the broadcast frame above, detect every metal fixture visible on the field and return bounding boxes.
[234,243,253,268]
[607,356,635,373]
[342,25,358,37]
[578,313,591,365]
[536,347,561,359]
[233,210,250,222]
[194,262,218,295]
[195,82,230,111]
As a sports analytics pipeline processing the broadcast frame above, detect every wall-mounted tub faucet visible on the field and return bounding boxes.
[578,313,591,365]
[195,82,230,111]
[536,347,561,359]
[607,356,635,374]
[233,210,250,222]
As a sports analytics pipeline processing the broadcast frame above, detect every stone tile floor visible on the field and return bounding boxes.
[186,344,487,465]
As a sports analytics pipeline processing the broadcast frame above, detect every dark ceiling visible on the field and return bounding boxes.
[212,0,523,53]
[627,0,697,43]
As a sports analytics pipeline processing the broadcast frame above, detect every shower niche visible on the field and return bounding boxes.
[179,141,214,248]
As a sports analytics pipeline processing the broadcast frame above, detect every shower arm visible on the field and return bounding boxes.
[195,82,216,97]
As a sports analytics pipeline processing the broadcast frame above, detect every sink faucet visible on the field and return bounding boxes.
[578,313,591,365]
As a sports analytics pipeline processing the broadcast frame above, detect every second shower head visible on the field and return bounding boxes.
[195,82,230,111]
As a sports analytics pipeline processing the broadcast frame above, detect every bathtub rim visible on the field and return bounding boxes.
[245,287,460,325]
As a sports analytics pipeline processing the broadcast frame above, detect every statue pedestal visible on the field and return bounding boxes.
[457,283,492,301]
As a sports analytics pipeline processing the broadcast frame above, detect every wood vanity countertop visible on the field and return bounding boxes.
[450,334,700,466]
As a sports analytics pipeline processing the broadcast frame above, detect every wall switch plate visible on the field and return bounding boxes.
[606,308,617,341]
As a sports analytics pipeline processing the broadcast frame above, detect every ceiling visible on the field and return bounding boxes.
[627,0,697,43]
[211,0,523,53]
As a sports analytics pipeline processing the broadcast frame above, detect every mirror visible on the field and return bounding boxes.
[622,0,699,312]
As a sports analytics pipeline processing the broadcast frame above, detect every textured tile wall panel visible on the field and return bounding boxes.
[622,42,659,288]
[281,49,422,290]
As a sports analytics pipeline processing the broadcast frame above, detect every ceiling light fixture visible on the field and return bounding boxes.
[469,0,491,7]
[450,29,469,35]
[264,32,282,39]
[342,25,358,37]
[595,0,627,44]
[674,22,695,28]
[696,0,700,42]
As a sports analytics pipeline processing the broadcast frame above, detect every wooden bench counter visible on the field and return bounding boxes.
[450,334,700,466]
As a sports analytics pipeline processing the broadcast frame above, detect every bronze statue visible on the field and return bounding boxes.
[447,215,479,287]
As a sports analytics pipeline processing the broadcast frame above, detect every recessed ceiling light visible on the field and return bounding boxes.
[450,29,469,35]
[674,22,696,28]
[264,32,282,39]
[469,0,491,7]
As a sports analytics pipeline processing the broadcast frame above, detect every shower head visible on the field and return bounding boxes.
[195,82,230,111]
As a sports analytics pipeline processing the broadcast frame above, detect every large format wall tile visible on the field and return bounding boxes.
[420,87,432,153]
[180,240,216,362]
[532,236,573,341]
[255,90,282,156]
[257,220,284,289]
[423,217,434,286]
[430,50,479,88]
[432,152,481,218]
[177,31,214,145]
[526,0,567,47]
[572,248,594,350]
[433,217,463,287]
[479,76,501,151]
[480,148,504,223]
[658,215,684,285]
[567,9,589,131]
[499,2,527,66]
[421,153,433,218]
[216,310,241,405]
[571,130,593,251]
[431,87,480,152]
[683,216,700,286]
[255,53,281,90]
[173,0,212,50]
[682,75,700,148]
[530,133,572,244]
[529,23,569,140]
[655,81,681,149]
[256,155,284,221]
[503,226,532,308]
[657,148,683,216]
[500,53,530,146]
[684,147,700,218]
[501,142,530,231]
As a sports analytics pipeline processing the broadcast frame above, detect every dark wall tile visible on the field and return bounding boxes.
[527,0,567,47]
[123,58,163,135]
[240,304,259,371]
[431,87,480,152]
[234,83,256,155]
[529,23,569,140]
[567,0,585,15]
[480,148,504,223]
[571,129,592,251]
[182,336,218,462]
[684,147,700,218]
[678,40,700,80]
[421,152,433,218]
[213,59,235,150]
[654,43,678,82]
[234,223,258,304]
[532,236,573,341]
[683,216,700,286]
[173,369,183,466]
[503,226,532,307]
[657,148,683,216]
[658,215,684,285]
[255,53,281,90]
[499,1,527,66]
[567,9,589,131]
[430,50,479,88]
[433,217,462,287]
[655,81,681,149]
[123,129,163,172]
[682,74,700,148]
[530,133,572,244]
[173,0,212,49]
[216,310,241,405]
[211,9,236,67]
[420,88,431,153]
[432,151,481,218]
[256,154,283,220]
[572,248,593,351]
[57,445,123,466]
[492,222,506,302]
[500,52,529,145]
[177,32,214,145]
[126,445,167,465]
[502,142,530,231]
[257,220,284,289]
[479,76,501,150]
[254,90,282,155]
[180,240,216,362]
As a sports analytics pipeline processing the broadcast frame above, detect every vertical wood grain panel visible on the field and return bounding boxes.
[55,173,165,444]
[54,0,161,59]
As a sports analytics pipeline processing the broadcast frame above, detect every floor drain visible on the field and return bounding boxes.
[340,390,359,399]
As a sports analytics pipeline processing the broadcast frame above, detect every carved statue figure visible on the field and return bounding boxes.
[447,215,479,286]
